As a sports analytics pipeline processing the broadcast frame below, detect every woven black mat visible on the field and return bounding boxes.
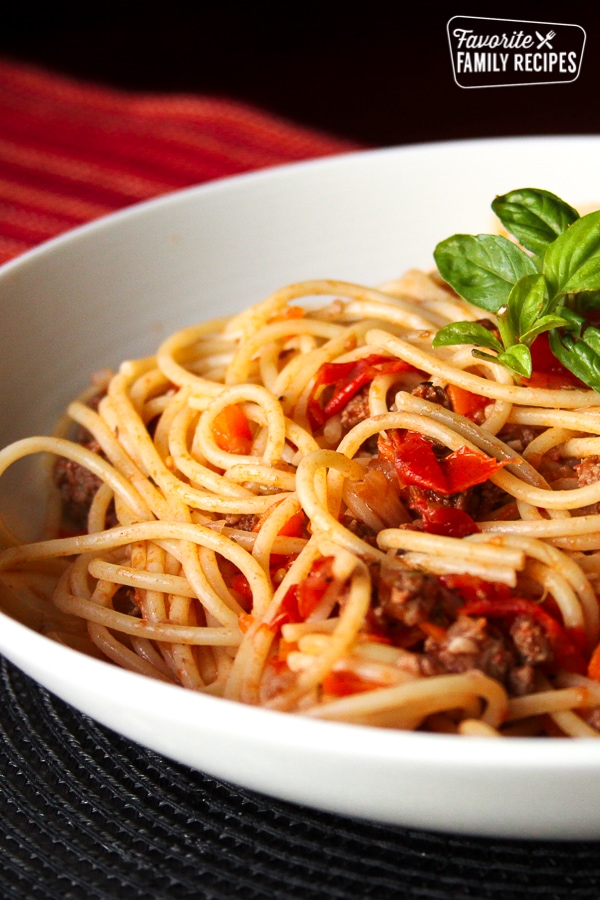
[0,657,598,900]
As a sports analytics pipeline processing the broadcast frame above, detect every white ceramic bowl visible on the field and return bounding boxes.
[2,136,600,840]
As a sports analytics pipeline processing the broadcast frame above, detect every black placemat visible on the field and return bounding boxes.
[0,656,598,900]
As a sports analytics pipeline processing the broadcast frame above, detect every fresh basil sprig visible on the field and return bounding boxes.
[431,188,600,387]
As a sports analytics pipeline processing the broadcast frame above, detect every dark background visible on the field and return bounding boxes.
[1,9,600,898]
[0,1,597,147]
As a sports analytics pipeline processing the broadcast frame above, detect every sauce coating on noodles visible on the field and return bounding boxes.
[2,270,600,736]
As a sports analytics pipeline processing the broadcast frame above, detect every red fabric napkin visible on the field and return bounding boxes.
[0,60,360,265]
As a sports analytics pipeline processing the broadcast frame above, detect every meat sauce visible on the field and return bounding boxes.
[53,377,597,715]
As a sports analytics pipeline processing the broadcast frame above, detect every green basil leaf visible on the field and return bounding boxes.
[558,307,585,337]
[580,324,600,356]
[555,308,600,352]
[432,322,503,353]
[497,344,532,378]
[544,210,600,297]
[520,314,570,345]
[504,273,548,339]
[548,329,600,391]
[491,188,579,257]
[434,234,537,312]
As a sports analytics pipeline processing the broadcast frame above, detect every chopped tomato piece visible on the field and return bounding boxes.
[523,333,585,390]
[387,431,447,492]
[308,355,415,428]
[322,670,377,696]
[277,511,307,538]
[232,555,299,614]
[525,371,582,390]
[270,556,337,631]
[230,572,253,605]
[270,586,301,631]
[269,553,299,578]
[253,505,307,539]
[441,574,510,604]
[444,446,508,492]
[420,505,479,537]
[381,430,507,495]
[297,556,335,618]
[446,384,490,421]
[213,405,252,455]
[588,642,600,682]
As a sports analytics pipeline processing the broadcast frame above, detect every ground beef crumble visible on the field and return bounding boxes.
[374,567,442,628]
[51,389,118,531]
[424,615,515,683]
[368,563,556,698]
[340,390,371,432]
[411,381,452,409]
[223,513,260,531]
[53,433,118,531]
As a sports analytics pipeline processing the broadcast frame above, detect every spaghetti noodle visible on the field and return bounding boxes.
[3,268,600,737]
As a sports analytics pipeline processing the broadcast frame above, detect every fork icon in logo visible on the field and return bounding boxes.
[536,29,556,48]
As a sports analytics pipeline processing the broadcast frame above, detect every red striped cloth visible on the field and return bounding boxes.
[0,60,360,264]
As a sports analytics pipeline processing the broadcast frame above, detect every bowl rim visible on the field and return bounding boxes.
[2,600,600,771]
[3,133,600,776]
[3,131,600,277]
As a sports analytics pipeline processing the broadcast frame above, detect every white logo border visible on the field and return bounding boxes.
[447,16,586,89]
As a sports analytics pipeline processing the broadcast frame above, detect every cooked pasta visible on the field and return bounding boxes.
[3,268,600,737]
